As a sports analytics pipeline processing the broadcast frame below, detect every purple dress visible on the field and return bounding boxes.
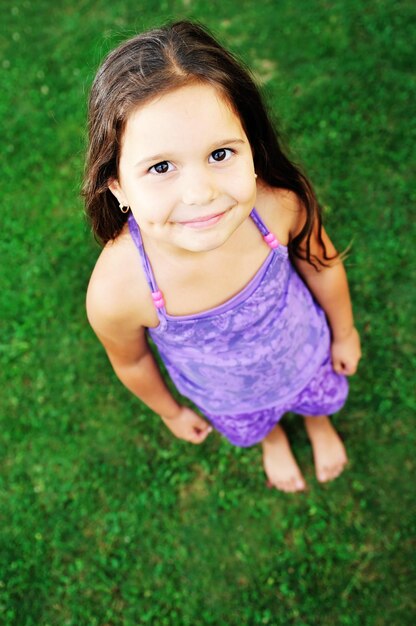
[128,209,348,447]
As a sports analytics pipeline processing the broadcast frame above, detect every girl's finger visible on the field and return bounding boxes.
[193,425,212,442]
[195,422,212,433]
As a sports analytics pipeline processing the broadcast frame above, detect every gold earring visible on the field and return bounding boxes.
[119,202,130,214]
[254,173,258,179]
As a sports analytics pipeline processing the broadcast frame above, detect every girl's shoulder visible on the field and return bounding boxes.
[86,226,159,336]
[255,184,304,245]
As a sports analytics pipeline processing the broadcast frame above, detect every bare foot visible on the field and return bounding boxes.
[261,423,307,493]
[304,415,348,483]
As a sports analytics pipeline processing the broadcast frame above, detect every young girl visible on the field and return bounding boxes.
[84,21,361,493]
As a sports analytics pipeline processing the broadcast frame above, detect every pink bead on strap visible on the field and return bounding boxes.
[263,232,279,249]
[151,290,165,309]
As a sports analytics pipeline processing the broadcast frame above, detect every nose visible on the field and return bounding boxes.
[181,167,217,206]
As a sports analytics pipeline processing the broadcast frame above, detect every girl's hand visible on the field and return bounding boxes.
[160,407,213,444]
[331,327,362,376]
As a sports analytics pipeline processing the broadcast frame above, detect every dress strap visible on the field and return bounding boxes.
[250,207,280,249]
[127,213,166,314]
[128,209,280,315]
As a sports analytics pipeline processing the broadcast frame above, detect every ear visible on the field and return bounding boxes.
[108,178,127,206]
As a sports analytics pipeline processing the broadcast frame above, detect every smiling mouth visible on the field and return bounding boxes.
[176,211,226,229]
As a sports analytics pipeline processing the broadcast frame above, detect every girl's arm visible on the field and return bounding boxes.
[86,281,212,443]
[100,327,182,419]
[292,224,361,375]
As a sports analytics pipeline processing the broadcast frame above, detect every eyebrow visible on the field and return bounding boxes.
[135,138,246,168]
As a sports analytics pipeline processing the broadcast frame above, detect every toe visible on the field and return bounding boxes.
[317,466,331,482]
[293,478,306,491]
[297,478,307,491]
[286,481,300,493]
[272,480,292,493]
[332,463,343,476]
[318,462,346,482]
[331,462,347,479]
[284,477,306,492]
[278,483,290,493]
[286,478,298,492]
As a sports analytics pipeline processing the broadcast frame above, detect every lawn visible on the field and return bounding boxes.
[1,0,415,624]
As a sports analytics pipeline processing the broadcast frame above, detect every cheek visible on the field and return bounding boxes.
[230,170,257,203]
[138,191,175,225]
[128,179,170,212]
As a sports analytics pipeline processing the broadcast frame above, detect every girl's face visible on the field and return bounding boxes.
[109,83,257,254]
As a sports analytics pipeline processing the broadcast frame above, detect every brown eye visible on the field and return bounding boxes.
[209,148,233,163]
[212,149,226,161]
[150,161,172,174]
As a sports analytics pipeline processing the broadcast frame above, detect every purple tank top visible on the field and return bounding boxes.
[128,209,330,416]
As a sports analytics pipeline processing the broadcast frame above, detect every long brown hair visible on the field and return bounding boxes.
[83,20,334,266]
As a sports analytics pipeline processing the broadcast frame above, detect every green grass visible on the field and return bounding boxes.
[1,0,415,624]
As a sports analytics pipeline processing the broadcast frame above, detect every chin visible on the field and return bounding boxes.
[179,232,229,253]
[183,240,224,253]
